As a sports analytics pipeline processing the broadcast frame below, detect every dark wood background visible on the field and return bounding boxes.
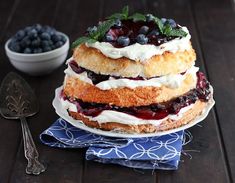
[0,0,234,182]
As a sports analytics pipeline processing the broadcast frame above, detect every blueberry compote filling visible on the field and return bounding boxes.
[89,19,183,48]
[68,60,185,84]
[62,71,210,120]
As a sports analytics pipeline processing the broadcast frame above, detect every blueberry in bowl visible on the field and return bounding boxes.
[5,24,69,76]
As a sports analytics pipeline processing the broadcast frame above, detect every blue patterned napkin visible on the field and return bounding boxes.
[40,118,184,170]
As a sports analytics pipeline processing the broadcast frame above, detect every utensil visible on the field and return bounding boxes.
[0,72,46,175]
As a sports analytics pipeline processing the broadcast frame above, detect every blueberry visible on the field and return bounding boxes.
[148,30,160,37]
[161,18,167,24]
[34,24,42,32]
[61,35,67,43]
[51,34,62,42]
[41,40,49,47]
[24,26,31,32]
[136,34,148,44]
[23,47,32,54]
[9,42,21,52]
[113,19,122,28]
[167,19,177,28]
[41,32,51,40]
[117,36,130,46]
[43,46,52,52]
[15,30,25,40]
[55,41,64,48]
[33,48,42,53]
[146,14,155,22]
[87,26,97,35]
[28,29,38,39]
[31,38,41,47]
[104,33,114,42]
[48,40,53,46]
[20,36,31,47]
[139,26,149,35]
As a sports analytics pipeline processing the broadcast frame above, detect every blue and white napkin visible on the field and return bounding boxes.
[40,118,185,170]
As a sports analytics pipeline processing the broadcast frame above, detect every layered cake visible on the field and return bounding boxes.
[59,7,214,133]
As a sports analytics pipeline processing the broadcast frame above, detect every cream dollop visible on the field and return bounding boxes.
[86,27,191,62]
[60,98,194,126]
[64,64,198,90]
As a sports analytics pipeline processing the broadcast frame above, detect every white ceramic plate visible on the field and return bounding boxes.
[52,86,215,138]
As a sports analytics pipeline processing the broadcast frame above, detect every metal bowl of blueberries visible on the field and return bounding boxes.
[5,24,69,76]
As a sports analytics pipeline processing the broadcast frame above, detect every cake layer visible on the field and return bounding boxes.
[65,60,199,90]
[68,100,207,133]
[73,43,196,78]
[63,72,196,107]
[86,27,191,62]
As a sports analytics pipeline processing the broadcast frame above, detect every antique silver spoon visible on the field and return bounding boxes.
[0,72,46,175]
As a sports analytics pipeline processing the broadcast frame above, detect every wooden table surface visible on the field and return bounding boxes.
[0,0,234,182]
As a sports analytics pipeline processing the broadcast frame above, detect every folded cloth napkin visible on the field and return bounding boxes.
[40,118,185,170]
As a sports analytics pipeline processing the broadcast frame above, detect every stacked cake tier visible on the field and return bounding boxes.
[59,10,213,133]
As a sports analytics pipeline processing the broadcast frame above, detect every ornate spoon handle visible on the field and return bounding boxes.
[20,117,46,175]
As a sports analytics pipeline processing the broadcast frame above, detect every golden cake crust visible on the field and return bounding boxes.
[63,73,196,107]
[73,43,196,77]
[68,100,207,133]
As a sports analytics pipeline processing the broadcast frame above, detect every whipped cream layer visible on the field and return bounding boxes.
[64,63,199,90]
[86,27,191,62]
[60,98,194,126]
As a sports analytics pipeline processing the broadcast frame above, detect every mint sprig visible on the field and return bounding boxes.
[107,6,129,20]
[71,19,115,49]
[71,37,96,49]
[128,13,146,22]
[72,6,188,49]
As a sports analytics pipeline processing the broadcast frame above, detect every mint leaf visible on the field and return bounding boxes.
[96,19,115,40]
[107,6,129,20]
[165,28,188,37]
[153,17,164,33]
[71,37,96,49]
[128,13,146,22]
[107,13,126,20]
[122,5,129,18]
[163,24,172,35]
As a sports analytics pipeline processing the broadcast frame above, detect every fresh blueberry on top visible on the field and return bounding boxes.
[139,26,149,35]
[117,36,130,46]
[148,30,160,37]
[113,19,122,28]
[161,18,167,24]
[87,26,97,35]
[167,19,177,28]
[104,33,114,42]
[136,34,148,44]
[146,14,155,22]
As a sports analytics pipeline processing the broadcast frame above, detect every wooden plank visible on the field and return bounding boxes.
[0,0,23,182]
[191,0,235,181]
[145,0,230,182]
[82,1,156,183]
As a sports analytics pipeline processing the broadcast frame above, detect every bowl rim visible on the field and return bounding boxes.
[5,32,70,61]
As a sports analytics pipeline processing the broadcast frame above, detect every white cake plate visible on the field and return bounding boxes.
[52,86,215,138]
